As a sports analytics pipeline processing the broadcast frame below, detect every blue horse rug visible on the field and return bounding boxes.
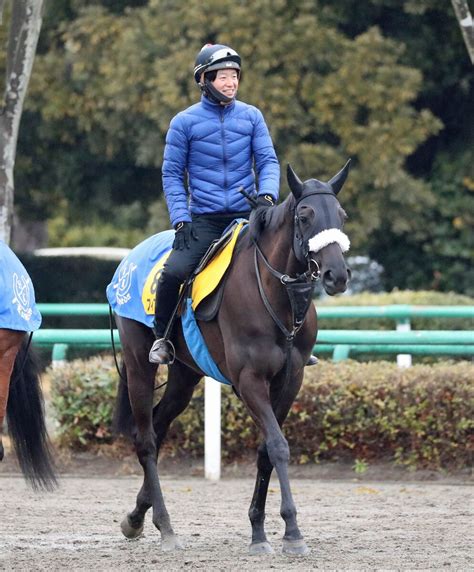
[0,240,42,332]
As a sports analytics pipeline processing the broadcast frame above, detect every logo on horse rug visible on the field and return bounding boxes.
[0,241,42,332]
[107,222,247,384]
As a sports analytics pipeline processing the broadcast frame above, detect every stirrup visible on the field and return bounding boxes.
[306,355,318,366]
[149,338,176,365]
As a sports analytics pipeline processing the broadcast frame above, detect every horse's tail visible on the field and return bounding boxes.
[6,340,58,491]
[112,361,135,439]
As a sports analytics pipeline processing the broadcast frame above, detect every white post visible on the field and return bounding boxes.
[51,343,68,369]
[204,376,221,480]
[396,319,412,368]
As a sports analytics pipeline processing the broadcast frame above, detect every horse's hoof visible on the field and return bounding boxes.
[120,516,144,539]
[282,538,310,556]
[161,534,184,552]
[249,541,274,555]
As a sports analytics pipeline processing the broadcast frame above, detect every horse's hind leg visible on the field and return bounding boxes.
[120,321,199,551]
[152,360,201,453]
[150,360,201,549]
[116,318,170,544]
[0,330,24,461]
[118,351,157,541]
[124,359,200,550]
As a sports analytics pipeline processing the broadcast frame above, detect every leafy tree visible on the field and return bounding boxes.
[21,0,440,253]
[317,0,473,292]
[11,0,471,294]
[0,0,44,243]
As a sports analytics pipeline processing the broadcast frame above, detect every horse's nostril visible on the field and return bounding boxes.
[346,267,352,281]
[323,270,335,285]
[323,268,350,288]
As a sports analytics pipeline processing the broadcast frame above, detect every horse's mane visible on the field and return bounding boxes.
[247,194,295,245]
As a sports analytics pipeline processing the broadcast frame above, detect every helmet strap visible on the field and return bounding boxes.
[202,78,234,105]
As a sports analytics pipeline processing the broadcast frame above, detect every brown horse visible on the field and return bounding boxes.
[0,330,57,490]
[113,162,351,554]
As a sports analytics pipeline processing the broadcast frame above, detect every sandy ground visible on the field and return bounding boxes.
[0,452,473,571]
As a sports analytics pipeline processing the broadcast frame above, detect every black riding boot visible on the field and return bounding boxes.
[149,274,181,365]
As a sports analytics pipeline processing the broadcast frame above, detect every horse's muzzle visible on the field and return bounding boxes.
[317,244,351,295]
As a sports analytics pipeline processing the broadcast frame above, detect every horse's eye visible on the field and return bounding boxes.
[298,205,314,226]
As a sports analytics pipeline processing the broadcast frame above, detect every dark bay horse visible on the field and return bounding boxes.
[113,162,351,554]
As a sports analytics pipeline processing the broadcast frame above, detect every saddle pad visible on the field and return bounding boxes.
[191,220,246,311]
[106,230,174,328]
[107,223,246,328]
[181,298,231,385]
[0,240,42,332]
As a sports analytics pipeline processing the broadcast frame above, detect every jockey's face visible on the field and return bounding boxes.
[211,68,239,100]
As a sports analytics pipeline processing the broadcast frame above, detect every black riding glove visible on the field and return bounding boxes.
[173,221,198,250]
[256,194,275,208]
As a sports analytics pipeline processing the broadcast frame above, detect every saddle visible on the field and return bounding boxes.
[189,220,248,321]
[179,219,248,386]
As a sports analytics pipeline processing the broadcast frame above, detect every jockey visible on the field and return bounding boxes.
[149,43,280,364]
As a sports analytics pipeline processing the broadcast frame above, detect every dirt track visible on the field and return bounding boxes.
[1,459,473,571]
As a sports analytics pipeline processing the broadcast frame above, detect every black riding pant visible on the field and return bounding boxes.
[153,212,249,337]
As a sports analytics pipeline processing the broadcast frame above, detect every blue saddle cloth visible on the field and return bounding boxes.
[106,230,232,384]
[0,240,42,332]
[106,230,175,329]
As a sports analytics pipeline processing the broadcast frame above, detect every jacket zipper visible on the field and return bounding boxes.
[220,109,229,210]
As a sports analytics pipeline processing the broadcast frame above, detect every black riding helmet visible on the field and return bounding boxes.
[193,44,241,105]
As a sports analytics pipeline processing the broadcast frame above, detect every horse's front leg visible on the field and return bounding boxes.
[240,370,309,556]
[248,442,274,554]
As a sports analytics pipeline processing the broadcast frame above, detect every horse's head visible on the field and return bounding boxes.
[287,161,352,295]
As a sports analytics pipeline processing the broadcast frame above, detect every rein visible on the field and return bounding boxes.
[253,240,319,385]
[252,189,346,383]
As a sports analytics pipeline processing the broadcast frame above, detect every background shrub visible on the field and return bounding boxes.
[48,357,473,470]
[50,356,120,448]
[19,254,118,304]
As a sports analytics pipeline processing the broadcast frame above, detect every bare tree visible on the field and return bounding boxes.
[451,0,474,64]
[0,0,44,244]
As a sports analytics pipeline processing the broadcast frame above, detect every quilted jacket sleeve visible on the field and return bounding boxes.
[162,114,192,227]
[252,109,280,201]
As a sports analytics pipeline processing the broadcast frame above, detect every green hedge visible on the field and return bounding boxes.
[49,356,474,470]
[18,254,118,303]
[19,254,118,329]
[316,290,474,330]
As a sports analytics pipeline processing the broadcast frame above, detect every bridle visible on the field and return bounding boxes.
[253,190,348,380]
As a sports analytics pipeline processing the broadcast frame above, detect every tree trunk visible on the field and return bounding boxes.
[451,0,474,64]
[0,0,44,244]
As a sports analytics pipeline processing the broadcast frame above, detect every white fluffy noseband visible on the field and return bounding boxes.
[308,228,350,254]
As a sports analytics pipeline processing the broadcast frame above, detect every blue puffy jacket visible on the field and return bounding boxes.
[162,95,280,227]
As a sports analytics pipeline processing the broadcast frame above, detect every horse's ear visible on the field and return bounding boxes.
[328,159,351,195]
[287,164,304,200]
